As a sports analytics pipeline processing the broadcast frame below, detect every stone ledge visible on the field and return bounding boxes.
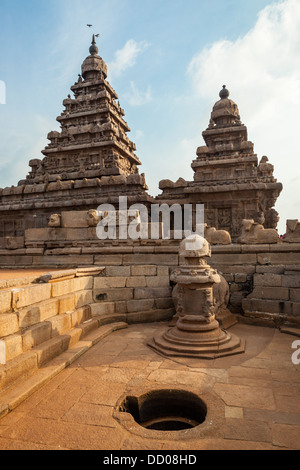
[241,310,300,328]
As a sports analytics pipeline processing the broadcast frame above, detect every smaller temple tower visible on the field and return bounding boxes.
[157,86,283,240]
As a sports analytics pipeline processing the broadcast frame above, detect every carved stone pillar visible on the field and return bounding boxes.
[148,235,245,359]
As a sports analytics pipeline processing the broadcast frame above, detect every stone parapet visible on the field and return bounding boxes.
[0,241,300,329]
[0,261,176,395]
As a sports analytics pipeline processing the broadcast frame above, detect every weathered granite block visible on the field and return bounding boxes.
[248,287,289,301]
[0,334,23,364]
[94,288,133,302]
[0,351,37,390]
[146,276,170,287]
[282,276,300,288]
[105,266,130,277]
[90,302,115,316]
[49,313,72,337]
[70,306,91,327]
[17,298,59,328]
[75,290,93,308]
[290,289,300,302]
[253,273,283,287]
[0,314,19,337]
[58,294,76,314]
[134,286,172,300]
[94,276,127,288]
[22,322,52,352]
[0,290,11,314]
[61,211,89,228]
[131,265,157,276]
[127,298,155,312]
[12,284,52,310]
[125,276,146,288]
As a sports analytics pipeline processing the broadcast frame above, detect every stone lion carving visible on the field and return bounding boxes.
[47,130,60,143]
[284,219,300,242]
[258,156,274,177]
[48,214,61,227]
[238,219,279,244]
[204,224,232,245]
[87,209,100,227]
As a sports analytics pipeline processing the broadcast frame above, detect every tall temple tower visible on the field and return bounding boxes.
[0,36,152,238]
[157,86,283,240]
[37,35,142,181]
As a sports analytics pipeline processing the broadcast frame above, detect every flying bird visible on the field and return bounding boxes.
[87,24,92,27]
[95,34,100,37]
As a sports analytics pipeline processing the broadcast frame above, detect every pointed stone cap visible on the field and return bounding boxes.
[81,35,108,79]
[219,85,230,99]
[89,34,99,55]
[210,85,241,127]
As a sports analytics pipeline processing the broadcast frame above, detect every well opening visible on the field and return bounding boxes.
[118,389,207,431]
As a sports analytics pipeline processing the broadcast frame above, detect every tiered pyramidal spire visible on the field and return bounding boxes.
[28,35,142,183]
[157,85,282,239]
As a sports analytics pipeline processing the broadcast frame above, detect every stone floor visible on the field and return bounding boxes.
[0,321,299,450]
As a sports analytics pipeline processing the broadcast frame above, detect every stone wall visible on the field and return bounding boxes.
[92,264,174,324]
[207,243,300,327]
[242,266,300,327]
[0,263,175,394]
[1,215,300,333]
[0,268,103,392]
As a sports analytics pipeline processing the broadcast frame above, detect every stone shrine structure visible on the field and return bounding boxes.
[157,85,283,241]
[0,35,300,432]
[149,235,244,358]
[0,35,298,327]
[0,35,152,243]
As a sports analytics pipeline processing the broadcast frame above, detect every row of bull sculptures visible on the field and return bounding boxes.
[48,210,300,244]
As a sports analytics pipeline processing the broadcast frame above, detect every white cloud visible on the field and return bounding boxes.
[186,0,300,235]
[124,81,152,106]
[108,39,150,78]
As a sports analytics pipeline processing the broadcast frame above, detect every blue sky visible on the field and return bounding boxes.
[0,0,299,235]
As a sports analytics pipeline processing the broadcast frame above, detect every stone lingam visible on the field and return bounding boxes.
[148,235,245,359]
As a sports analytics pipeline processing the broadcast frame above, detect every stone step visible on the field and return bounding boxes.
[0,311,127,396]
[242,298,300,316]
[0,321,128,420]
[0,305,93,364]
[241,310,300,329]
[280,326,300,337]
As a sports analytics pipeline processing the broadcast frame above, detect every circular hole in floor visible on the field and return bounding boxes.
[118,389,207,431]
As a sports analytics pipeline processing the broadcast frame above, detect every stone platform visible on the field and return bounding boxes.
[0,321,299,450]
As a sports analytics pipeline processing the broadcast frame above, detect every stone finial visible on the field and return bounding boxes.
[179,235,211,266]
[149,235,244,358]
[89,34,99,56]
[219,85,230,99]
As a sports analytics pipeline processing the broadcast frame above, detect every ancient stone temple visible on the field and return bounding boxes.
[1,33,300,451]
[157,85,283,240]
[0,35,152,242]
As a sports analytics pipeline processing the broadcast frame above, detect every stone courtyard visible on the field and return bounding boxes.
[0,35,300,451]
[0,321,299,450]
